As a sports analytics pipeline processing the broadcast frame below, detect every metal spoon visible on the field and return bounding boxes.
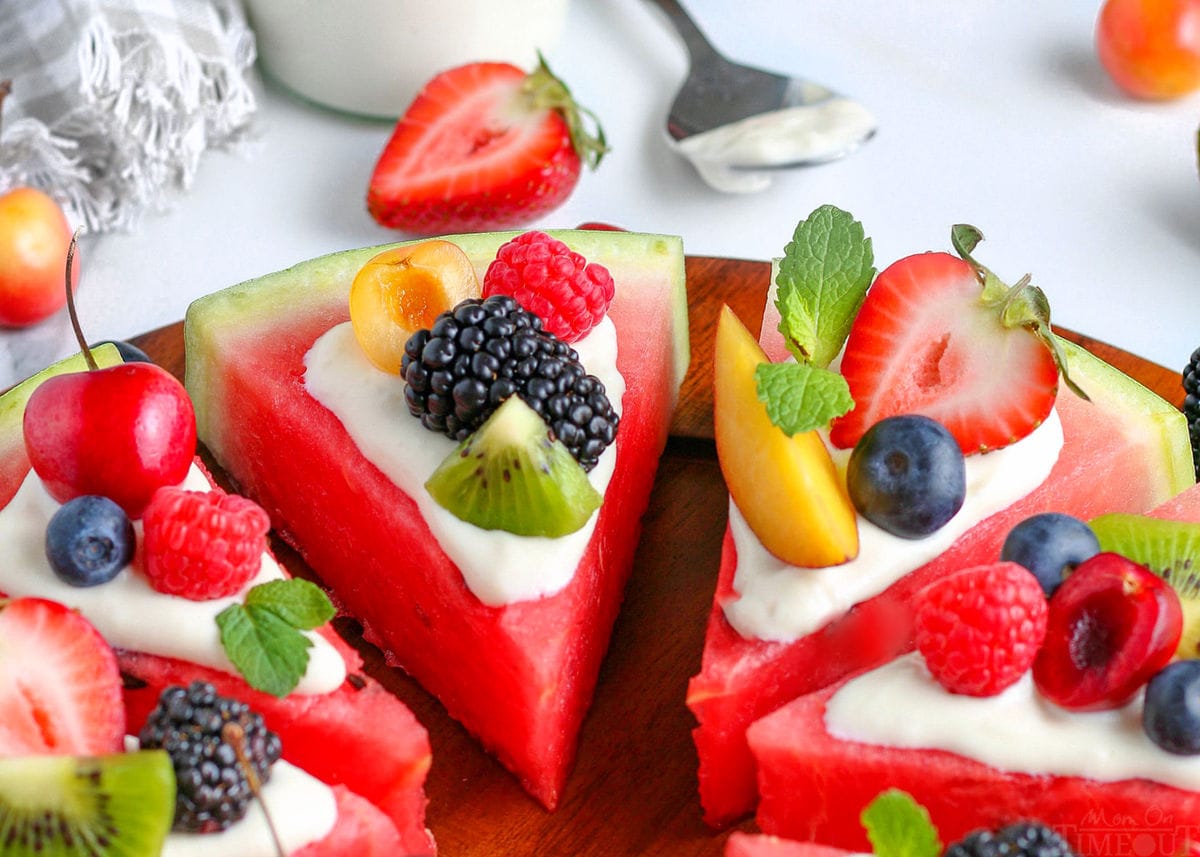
[646,0,876,191]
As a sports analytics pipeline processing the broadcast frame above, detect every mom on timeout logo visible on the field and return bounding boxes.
[1059,807,1199,857]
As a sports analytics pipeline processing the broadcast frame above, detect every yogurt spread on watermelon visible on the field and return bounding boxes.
[824,652,1200,788]
[0,466,346,695]
[128,738,337,857]
[723,410,1064,642]
[303,317,623,606]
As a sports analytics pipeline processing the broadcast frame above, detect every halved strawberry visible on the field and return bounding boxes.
[367,57,606,236]
[0,597,124,755]
[830,230,1081,454]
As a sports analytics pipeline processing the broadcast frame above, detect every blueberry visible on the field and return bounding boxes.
[846,414,966,539]
[45,495,134,586]
[1001,512,1100,596]
[1143,660,1200,755]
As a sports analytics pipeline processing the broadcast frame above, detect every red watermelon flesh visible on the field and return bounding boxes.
[745,485,1200,854]
[184,231,689,808]
[0,353,435,854]
[726,831,859,856]
[747,677,1200,855]
[689,279,1195,827]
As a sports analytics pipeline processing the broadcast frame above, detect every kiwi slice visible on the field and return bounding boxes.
[0,751,174,856]
[1090,513,1200,659]
[426,395,603,537]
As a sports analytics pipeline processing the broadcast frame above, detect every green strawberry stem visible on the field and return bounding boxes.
[523,54,608,169]
[950,224,1090,402]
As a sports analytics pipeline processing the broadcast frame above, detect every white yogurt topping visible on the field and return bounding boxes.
[0,466,346,695]
[675,98,877,193]
[825,653,1200,790]
[303,319,624,606]
[723,409,1064,643]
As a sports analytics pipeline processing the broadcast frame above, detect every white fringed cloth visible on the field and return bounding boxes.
[0,0,257,232]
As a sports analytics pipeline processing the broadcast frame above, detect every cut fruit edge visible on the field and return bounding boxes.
[182,229,688,809]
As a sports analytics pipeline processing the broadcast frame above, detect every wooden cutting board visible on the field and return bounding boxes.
[131,256,1186,856]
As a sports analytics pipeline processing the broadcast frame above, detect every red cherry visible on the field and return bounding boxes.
[1033,552,1182,711]
[20,233,196,518]
[23,362,196,517]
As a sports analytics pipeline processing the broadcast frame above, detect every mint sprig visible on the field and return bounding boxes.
[757,205,873,434]
[216,578,336,698]
[861,789,942,857]
[774,204,875,369]
[756,362,854,436]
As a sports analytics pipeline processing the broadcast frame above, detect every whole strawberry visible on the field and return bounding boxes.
[142,486,270,600]
[368,57,607,235]
[915,562,1048,696]
[483,230,615,342]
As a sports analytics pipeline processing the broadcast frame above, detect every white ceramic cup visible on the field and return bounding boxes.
[245,0,571,119]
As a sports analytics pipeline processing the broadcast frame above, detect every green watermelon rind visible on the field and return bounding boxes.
[1055,336,1194,499]
[184,230,690,446]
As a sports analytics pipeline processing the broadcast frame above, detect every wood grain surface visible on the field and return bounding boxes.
[130,256,1185,856]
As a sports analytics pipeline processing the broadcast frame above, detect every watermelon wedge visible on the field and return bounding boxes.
[184,230,689,808]
[689,273,1195,827]
[746,485,1200,855]
[0,351,436,854]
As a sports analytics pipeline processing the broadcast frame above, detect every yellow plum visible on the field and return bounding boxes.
[713,304,858,567]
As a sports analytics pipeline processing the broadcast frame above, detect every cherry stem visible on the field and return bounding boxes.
[64,230,97,371]
[0,79,9,140]
[222,722,286,857]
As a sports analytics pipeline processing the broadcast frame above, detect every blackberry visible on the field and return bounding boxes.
[139,681,282,833]
[945,821,1077,857]
[1184,346,1200,481]
[401,294,619,471]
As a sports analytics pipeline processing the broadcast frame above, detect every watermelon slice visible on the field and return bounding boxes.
[689,273,1196,827]
[184,230,689,808]
[0,351,436,854]
[745,485,1200,854]
[726,832,859,857]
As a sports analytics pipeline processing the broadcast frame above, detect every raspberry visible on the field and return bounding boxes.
[914,562,1048,696]
[482,230,615,342]
[141,486,270,600]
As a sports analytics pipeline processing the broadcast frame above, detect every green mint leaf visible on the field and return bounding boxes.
[755,362,853,436]
[244,578,335,631]
[861,789,941,857]
[215,579,335,697]
[216,603,315,699]
[774,204,875,368]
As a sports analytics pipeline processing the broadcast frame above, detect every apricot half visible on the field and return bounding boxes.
[349,239,480,374]
[713,305,858,567]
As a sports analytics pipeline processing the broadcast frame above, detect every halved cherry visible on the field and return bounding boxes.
[349,239,480,374]
[1033,552,1182,711]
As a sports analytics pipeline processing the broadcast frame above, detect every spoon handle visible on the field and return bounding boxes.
[646,0,721,63]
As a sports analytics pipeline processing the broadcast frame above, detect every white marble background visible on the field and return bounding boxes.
[3,0,1197,389]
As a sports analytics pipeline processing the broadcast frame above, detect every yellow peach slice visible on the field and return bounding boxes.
[349,239,480,374]
[713,304,858,567]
